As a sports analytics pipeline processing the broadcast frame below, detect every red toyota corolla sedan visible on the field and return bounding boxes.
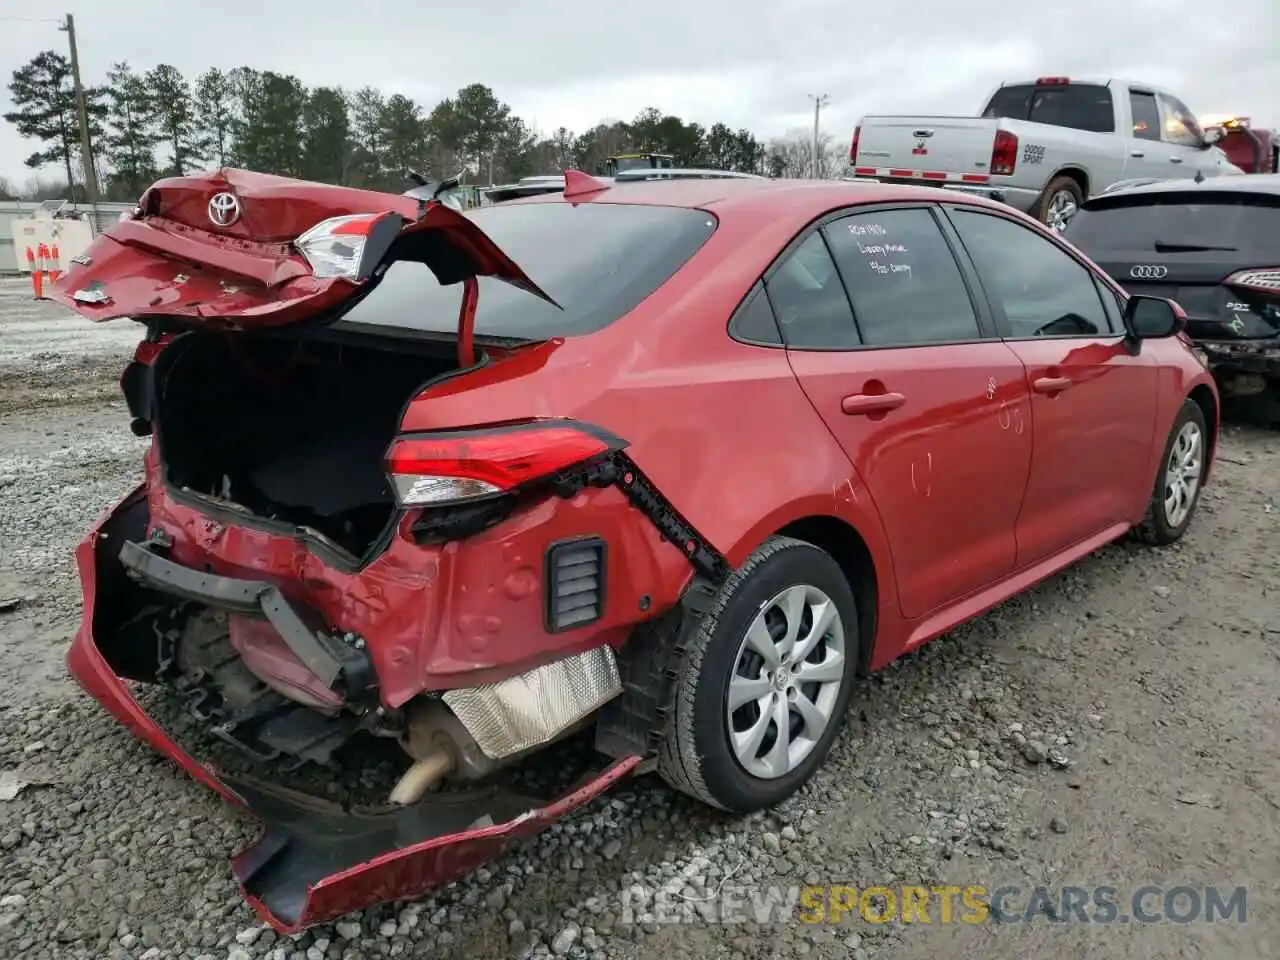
[52,167,1217,930]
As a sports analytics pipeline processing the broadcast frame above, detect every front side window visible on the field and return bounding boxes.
[824,207,982,347]
[764,232,860,349]
[1159,94,1204,148]
[949,210,1113,338]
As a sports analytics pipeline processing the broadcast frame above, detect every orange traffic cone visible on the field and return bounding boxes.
[48,243,61,283]
[26,246,43,299]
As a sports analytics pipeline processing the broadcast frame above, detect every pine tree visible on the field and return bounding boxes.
[103,61,160,199]
[148,64,203,175]
[193,68,237,168]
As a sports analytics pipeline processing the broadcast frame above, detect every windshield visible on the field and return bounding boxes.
[339,202,718,339]
[613,156,656,172]
[1066,195,1280,252]
[982,83,1115,134]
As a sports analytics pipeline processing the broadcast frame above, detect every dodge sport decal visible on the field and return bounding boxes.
[1023,144,1046,164]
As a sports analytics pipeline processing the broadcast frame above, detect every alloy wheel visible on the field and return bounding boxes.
[1164,420,1203,527]
[726,584,847,780]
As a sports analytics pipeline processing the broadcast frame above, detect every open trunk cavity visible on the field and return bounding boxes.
[155,330,459,562]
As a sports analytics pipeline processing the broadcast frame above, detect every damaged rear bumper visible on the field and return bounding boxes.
[67,487,640,931]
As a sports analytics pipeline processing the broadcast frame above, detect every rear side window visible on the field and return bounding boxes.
[1129,91,1162,141]
[1066,195,1280,254]
[339,203,717,338]
[730,282,783,345]
[950,210,1113,338]
[983,83,1115,134]
[765,232,860,349]
[824,208,982,347]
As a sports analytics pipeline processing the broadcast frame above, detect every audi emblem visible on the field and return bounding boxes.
[207,192,241,228]
[1129,264,1168,280]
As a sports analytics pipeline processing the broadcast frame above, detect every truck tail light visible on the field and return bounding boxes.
[1036,76,1071,86]
[1224,268,1280,297]
[385,422,626,507]
[850,124,861,164]
[990,129,1019,176]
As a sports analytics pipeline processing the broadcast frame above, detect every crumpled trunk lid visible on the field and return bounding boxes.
[48,167,553,331]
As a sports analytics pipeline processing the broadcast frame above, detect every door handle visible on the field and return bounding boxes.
[1169,156,1183,164]
[1130,150,1145,158]
[842,391,906,415]
[1032,376,1072,394]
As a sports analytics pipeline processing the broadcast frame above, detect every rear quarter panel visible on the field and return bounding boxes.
[399,196,900,612]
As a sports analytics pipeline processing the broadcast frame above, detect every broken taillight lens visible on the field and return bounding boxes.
[385,422,625,507]
[294,211,403,281]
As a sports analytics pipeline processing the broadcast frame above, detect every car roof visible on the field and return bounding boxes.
[506,176,1010,220]
[1083,173,1280,205]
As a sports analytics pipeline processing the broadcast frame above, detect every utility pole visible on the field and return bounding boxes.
[809,94,830,179]
[59,13,99,204]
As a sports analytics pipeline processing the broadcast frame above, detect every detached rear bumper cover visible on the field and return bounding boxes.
[68,489,639,931]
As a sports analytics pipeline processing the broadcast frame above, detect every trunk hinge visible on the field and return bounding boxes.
[554,454,729,584]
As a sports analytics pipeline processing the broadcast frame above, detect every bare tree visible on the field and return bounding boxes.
[766,129,845,179]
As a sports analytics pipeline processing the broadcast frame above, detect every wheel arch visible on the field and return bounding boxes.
[1050,165,1089,197]
[1187,381,1220,479]
[773,514,879,676]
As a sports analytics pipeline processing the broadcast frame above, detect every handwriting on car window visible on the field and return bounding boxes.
[848,222,911,276]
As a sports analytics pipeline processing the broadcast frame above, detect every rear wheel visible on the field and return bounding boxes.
[1038,175,1084,233]
[1134,398,1208,545]
[658,536,859,812]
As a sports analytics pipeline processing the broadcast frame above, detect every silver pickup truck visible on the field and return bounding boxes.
[850,77,1243,231]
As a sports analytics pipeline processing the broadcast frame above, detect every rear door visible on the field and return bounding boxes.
[944,206,1159,566]
[1125,89,1177,181]
[776,205,1033,620]
[1064,190,1280,345]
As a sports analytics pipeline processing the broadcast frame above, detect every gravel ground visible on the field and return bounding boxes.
[1,276,1278,959]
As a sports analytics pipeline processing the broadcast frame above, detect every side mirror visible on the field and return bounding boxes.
[1202,127,1224,147]
[1124,295,1186,340]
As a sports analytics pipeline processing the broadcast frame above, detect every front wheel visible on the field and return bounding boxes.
[658,536,860,812]
[1134,398,1208,545]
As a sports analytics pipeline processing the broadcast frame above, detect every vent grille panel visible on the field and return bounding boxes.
[545,538,606,632]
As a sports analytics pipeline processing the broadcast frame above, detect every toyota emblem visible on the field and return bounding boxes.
[208,192,241,228]
[1129,264,1168,280]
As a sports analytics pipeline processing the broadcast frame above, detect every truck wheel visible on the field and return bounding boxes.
[1038,175,1083,233]
[657,536,860,813]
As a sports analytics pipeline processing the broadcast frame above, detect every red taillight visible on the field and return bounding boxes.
[1036,76,1070,86]
[1224,268,1280,296]
[385,422,624,507]
[850,124,861,164]
[991,129,1019,176]
[132,335,173,366]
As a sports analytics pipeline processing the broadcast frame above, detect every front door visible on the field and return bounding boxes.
[768,206,1033,620]
[945,206,1160,567]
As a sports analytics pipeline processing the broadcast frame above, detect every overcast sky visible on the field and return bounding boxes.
[2,0,1276,185]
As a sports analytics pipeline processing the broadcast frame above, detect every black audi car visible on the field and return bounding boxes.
[1064,174,1280,422]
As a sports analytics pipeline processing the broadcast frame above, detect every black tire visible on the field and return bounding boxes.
[1134,398,1209,545]
[657,535,860,812]
[1037,174,1084,232]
